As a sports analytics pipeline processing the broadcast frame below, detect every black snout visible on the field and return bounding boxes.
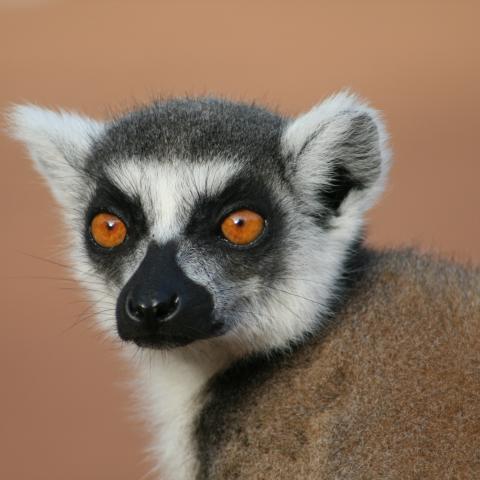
[116,242,222,348]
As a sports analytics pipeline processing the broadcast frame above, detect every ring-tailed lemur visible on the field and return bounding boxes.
[8,92,480,479]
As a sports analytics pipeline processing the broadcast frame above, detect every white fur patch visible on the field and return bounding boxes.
[106,158,239,244]
[7,104,104,204]
[132,344,236,480]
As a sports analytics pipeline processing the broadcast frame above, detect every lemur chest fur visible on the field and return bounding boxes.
[135,347,236,480]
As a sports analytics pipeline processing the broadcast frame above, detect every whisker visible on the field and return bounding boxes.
[259,285,324,306]
[9,277,106,288]
[17,250,102,278]
[17,251,76,271]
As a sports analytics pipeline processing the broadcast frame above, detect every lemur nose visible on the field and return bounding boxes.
[126,292,180,324]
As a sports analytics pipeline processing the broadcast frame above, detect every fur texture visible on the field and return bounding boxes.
[198,249,480,479]
[8,92,477,480]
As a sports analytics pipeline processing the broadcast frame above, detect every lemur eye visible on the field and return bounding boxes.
[90,213,127,248]
[220,209,265,246]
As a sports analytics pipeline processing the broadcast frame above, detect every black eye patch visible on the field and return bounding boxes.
[84,176,149,283]
[183,173,288,284]
[184,176,276,240]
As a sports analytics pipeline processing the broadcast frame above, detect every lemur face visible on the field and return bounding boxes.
[9,93,390,354]
[83,149,289,350]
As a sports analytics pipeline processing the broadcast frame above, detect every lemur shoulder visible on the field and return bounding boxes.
[199,248,480,479]
[8,92,480,479]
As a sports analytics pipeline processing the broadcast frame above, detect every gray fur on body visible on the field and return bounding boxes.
[196,248,480,479]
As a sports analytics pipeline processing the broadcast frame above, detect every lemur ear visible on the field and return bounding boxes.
[282,91,391,226]
[7,105,104,205]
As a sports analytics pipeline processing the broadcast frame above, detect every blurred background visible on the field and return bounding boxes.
[1,1,479,479]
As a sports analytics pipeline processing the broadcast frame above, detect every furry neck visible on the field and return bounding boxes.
[131,343,237,480]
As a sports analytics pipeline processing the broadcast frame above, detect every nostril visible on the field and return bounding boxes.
[125,292,180,324]
[126,296,146,322]
[152,294,180,321]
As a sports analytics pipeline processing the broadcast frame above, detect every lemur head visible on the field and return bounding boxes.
[9,92,390,356]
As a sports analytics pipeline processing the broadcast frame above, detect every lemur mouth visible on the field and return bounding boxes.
[131,334,197,349]
[126,319,226,350]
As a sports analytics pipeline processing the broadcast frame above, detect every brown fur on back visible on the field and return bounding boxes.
[197,249,480,479]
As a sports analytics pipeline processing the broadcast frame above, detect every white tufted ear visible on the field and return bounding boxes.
[7,105,105,205]
[282,91,391,225]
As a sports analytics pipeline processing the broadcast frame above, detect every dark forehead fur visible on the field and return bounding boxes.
[89,97,288,172]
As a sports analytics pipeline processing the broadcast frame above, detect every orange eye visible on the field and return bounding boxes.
[90,212,127,248]
[220,209,265,246]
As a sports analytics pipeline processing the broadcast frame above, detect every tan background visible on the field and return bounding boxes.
[1,1,479,479]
